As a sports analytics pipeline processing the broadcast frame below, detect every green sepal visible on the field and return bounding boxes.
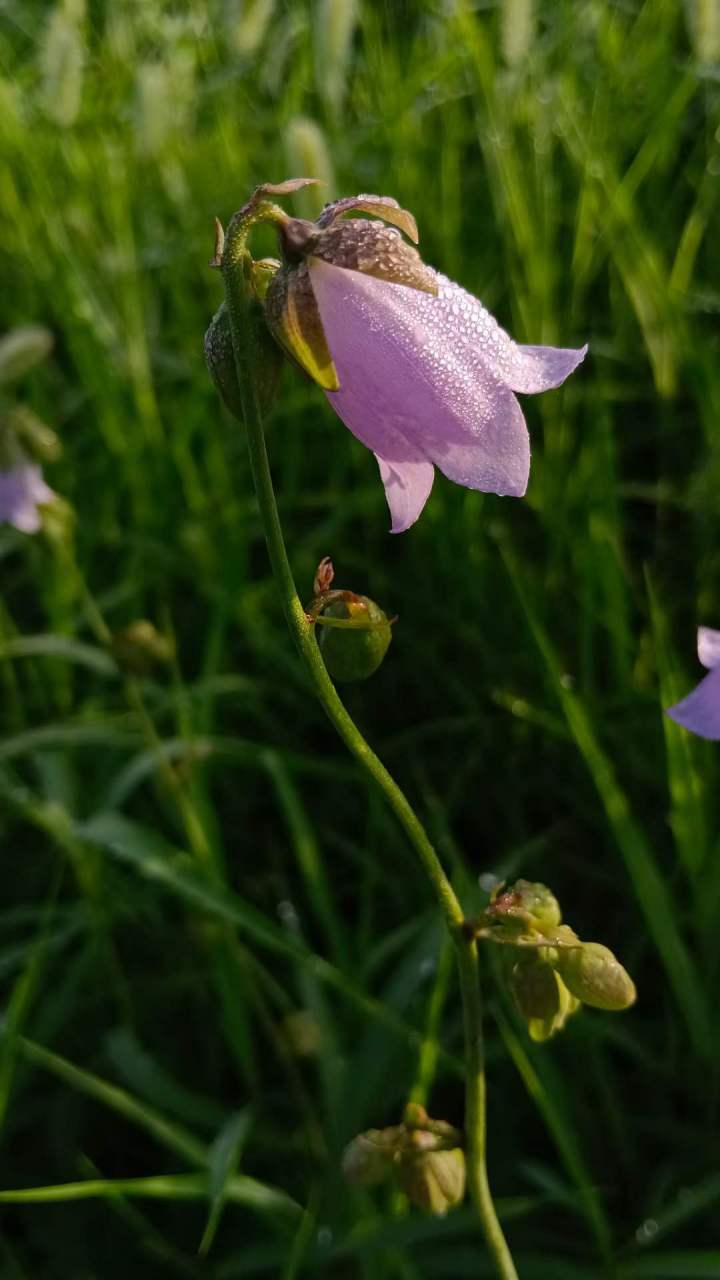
[557,943,637,1011]
[264,263,340,391]
[205,285,284,420]
[397,1148,466,1217]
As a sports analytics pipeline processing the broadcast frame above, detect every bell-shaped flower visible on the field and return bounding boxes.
[666,626,720,740]
[0,463,54,533]
[264,192,587,532]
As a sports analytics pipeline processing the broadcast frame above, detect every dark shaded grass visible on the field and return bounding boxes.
[1,0,719,1275]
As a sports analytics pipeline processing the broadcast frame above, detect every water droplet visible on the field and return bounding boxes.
[478,872,500,893]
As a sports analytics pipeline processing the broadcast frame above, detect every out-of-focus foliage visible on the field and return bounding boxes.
[1,0,719,1276]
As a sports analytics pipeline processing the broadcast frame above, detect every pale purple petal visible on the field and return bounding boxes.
[310,258,530,519]
[666,665,720,740]
[0,464,53,533]
[697,626,720,671]
[510,343,588,393]
[375,454,435,534]
[385,271,587,394]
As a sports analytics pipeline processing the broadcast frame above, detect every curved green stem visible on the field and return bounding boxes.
[221,237,518,1280]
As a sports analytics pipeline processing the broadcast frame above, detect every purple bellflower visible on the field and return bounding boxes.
[665,627,720,740]
[264,192,587,532]
[0,463,54,533]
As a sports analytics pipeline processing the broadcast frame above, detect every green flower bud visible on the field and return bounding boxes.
[205,273,284,421]
[318,596,392,683]
[557,943,636,1012]
[209,181,323,418]
[511,880,562,931]
[397,1147,466,1216]
[341,1128,398,1188]
[111,620,175,676]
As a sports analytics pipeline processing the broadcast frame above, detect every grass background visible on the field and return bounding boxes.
[1,0,720,1275]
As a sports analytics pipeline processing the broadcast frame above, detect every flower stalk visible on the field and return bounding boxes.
[219,204,519,1280]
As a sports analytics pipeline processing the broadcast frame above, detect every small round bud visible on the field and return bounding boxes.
[397,1148,466,1216]
[557,943,636,1011]
[341,1130,396,1188]
[318,596,392,683]
[512,880,562,931]
[111,620,174,676]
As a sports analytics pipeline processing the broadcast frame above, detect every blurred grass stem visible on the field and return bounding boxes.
[221,231,518,1280]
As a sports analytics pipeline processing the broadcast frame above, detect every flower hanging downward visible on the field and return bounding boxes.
[209,181,587,531]
[0,463,54,533]
[665,627,720,740]
[268,188,586,531]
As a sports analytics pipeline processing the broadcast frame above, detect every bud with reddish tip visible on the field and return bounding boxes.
[318,595,392,683]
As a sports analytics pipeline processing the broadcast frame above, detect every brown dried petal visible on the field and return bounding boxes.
[311,221,437,294]
[317,194,419,244]
[257,178,323,197]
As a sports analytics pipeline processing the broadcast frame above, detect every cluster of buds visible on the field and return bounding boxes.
[305,556,393,683]
[342,1103,466,1216]
[468,880,636,1042]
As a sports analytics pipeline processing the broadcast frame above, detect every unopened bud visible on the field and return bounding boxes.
[511,880,562,931]
[204,290,284,421]
[557,943,636,1012]
[397,1147,466,1216]
[318,595,392,683]
[111,620,174,676]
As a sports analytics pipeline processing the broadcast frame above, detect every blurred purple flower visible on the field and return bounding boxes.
[665,627,720,740]
[0,463,54,533]
[311,260,587,531]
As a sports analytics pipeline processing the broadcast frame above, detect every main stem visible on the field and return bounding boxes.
[222,247,517,1280]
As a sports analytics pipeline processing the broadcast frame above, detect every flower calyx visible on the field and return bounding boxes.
[263,185,437,392]
[465,879,636,1040]
[207,179,322,420]
[342,1104,465,1217]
